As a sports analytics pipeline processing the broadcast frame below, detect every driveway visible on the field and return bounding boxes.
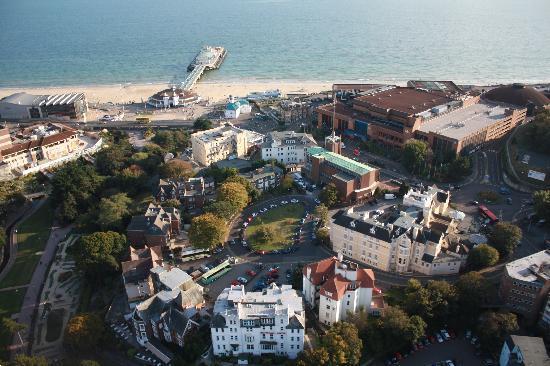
[399,338,484,366]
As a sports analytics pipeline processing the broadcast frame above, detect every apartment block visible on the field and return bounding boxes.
[303,256,385,326]
[211,284,305,359]
[127,203,181,248]
[155,177,215,211]
[261,131,317,165]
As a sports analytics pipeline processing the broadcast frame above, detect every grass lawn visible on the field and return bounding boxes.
[245,203,304,251]
[0,200,54,289]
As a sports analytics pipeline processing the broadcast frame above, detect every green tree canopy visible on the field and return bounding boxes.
[316,227,330,247]
[467,243,500,269]
[11,354,48,366]
[1,318,25,335]
[533,190,550,221]
[217,182,249,211]
[97,193,132,231]
[64,313,105,351]
[189,213,228,249]
[73,231,127,280]
[203,165,238,183]
[280,175,294,191]
[159,159,193,179]
[402,139,430,174]
[455,272,490,326]
[319,183,339,207]
[488,222,522,258]
[314,204,329,227]
[204,200,238,221]
[225,175,260,201]
[94,139,133,176]
[151,130,190,152]
[321,322,362,366]
[477,311,518,354]
[254,225,275,244]
[523,110,550,154]
[193,117,213,131]
[296,347,330,366]
[448,156,472,180]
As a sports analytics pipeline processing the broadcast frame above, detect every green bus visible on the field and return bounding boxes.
[200,260,232,285]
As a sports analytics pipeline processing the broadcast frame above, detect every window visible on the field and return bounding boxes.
[291,337,294,341]
[222,336,225,341]
[291,345,294,349]
[217,345,220,350]
[281,334,284,340]
[347,301,350,306]
[216,336,219,341]
[326,305,330,310]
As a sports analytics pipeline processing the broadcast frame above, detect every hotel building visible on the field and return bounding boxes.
[211,284,305,359]
[302,256,385,326]
[261,131,317,166]
[329,185,468,275]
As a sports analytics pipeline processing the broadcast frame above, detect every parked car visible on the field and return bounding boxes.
[440,329,450,340]
[436,333,443,343]
[445,360,456,366]
[237,277,248,284]
[471,336,479,345]
[314,199,321,204]
[465,330,472,339]
[231,280,240,286]
[246,270,257,278]
[290,198,299,203]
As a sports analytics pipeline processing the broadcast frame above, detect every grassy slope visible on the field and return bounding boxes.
[245,203,304,251]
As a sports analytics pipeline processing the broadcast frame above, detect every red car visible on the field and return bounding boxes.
[269,273,279,279]
[448,330,456,339]
[247,217,253,222]
[246,270,257,277]
[231,280,240,286]
[394,352,402,361]
[428,335,436,343]
[416,342,424,349]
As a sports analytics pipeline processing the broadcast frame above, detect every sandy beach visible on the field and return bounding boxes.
[0,81,336,105]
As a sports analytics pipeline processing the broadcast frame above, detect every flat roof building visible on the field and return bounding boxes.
[303,146,379,203]
[0,92,88,121]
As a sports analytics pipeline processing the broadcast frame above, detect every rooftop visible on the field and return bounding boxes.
[506,335,549,366]
[157,267,192,291]
[417,102,511,140]
[263,131,317,148]
[407,80,465,98]
[307,146,375,176]
[484,84,550,108]
[354,87,453,116]
[505,250,550,283]
[191,123,245,143]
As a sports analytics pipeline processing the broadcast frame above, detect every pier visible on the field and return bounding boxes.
[181,46,226,91]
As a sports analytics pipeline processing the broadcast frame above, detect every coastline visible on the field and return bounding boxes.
[0,79,413,104]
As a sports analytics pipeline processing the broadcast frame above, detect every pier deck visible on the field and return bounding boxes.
[181,46,226,91]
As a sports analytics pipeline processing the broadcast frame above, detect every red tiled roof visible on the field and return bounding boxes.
[0,130,77,156]
[357,267,375,288]
[320,274,348,301]
[355,87,453,115]
[303,257,337,286]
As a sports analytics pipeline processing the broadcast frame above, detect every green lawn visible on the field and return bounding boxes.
[245,203,304,251]
[0,200,54,289]
[45,308,66,342]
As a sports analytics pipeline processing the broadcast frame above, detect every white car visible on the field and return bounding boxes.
[436,333,443,343]
[440,329,450,340]
[314,198,321,204]
[290,199,299,203]
[270,204,277,208]
[243,222,249,227]
[445,361,455,366]
[252,212,258,217]
[281,200,288,205]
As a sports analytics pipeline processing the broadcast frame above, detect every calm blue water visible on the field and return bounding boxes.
[1,0,549,87]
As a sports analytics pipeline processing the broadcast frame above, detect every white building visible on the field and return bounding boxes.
[147,88,201,108]
[329,186,468,275]
[191,123,248,166]
[211,284,305,359]
[224,96,252,119]
[302,256,385,326]
[499,335,549,366]
[261,131,317,165]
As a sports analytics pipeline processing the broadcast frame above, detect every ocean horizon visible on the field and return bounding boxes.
[1,0,549,88]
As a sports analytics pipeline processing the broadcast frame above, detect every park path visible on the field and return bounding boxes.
[10,225,73,358]
[0,199,47,285]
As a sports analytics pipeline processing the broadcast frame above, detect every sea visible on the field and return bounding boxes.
[1,0,549,88]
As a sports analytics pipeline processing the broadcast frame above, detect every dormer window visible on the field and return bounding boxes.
[370,226,376,234]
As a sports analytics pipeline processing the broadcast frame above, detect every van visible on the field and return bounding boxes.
[384,193,396,200]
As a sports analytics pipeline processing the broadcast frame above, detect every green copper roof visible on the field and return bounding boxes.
[307,146,375,176]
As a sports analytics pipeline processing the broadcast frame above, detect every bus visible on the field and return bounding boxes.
[180,248,211,263]
[200,260,232,285]
[479,205,499,224]
[136,116,150,124]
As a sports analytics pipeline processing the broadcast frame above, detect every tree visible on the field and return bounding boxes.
[363,306,426,356]
[255,225,275,244]
[65,313,105,351]
[280,175,294,191]
[217,182,249,211]
[1,318,25,335]
[159,159,193,179]
[73,231,127,281]
[296,347,329,366]
[225,175,260,201]
[316,227,330,247]
[291,264,304,290]
[189,213,228,249]
[94,140,133,176]
[11,355,48,366]
[322,322,362,366]
[455,272,490,326]
[398,182,410,197]
[161,198,181,209]
[489,222,522,258]
[533,190,550,222]
[467,243,500,269]
[80,361,101,366]
[523,110,550,154]
[448,156,471,180]
[477,311,518,354]
[314,204,329,226]
[319,183,339,207]
[193,117,213,131]
[402,139,430,174]
[203,165,238,183]
[97,193,132,231]
[204,200,238,221]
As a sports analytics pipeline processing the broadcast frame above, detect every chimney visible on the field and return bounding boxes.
[306,266,311,280]
[412,226,419,240]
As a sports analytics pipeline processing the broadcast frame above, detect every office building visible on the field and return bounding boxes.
[303,146,379,203]
[499,335,549,366]
[211,284,305,359]
[499,250,550,324]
